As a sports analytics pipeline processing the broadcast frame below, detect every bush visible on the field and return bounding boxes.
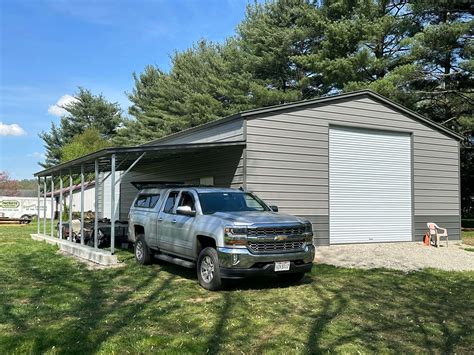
[462,219,474,228]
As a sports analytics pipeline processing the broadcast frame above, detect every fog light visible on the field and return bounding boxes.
[232,254,240,266]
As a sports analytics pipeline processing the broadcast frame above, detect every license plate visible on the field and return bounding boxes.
[275,261,290,272]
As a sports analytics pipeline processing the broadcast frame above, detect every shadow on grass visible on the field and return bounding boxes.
[122,247,307,291]
[303,265,474,352]
[1,236,473,353]
[1,246,178,353]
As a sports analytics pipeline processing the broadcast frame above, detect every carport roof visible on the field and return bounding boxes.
[34,141,245,177]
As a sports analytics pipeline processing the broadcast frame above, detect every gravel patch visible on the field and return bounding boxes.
[314,242,474,272]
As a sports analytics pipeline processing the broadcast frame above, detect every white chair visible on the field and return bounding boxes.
[427,222,448,247]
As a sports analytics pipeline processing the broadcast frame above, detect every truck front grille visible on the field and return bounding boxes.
[247,225,305,237]
[248,240,305,253]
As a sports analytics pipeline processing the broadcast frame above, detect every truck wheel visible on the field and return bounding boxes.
[135,235,152,265]
[197,247,223,291]
[20,215,30,224]
[277,272,305,284]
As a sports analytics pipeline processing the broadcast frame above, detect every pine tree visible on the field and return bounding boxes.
[238,0,325,100]
[40,88,124,167]
[116,40,257,145]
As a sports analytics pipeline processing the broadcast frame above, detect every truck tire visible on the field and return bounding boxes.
[197,247,223,291]
[135,235,152,265]
[277,272,305,284]
[20,215,31,224]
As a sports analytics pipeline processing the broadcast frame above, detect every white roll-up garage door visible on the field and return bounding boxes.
[329,126,412,244]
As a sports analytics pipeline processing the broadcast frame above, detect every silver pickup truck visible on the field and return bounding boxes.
[128,185,315,290]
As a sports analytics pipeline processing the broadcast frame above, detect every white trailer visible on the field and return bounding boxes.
[0,196,55,221]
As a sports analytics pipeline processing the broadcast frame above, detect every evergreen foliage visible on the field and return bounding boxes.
[39,88,124,167]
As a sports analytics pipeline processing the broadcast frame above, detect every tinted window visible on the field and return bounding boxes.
[134,194,160,208]
[149,194,160,208]
[163,191,179,214]
[198,192,268,215]
[177,192,196,211]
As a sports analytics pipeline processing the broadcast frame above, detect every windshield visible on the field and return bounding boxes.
[198,192,269,214]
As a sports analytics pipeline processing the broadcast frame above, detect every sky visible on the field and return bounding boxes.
[0,0,253,179]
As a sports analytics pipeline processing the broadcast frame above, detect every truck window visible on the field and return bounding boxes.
[177,192,196,211]
[198,192,268,214]
[134,194,160,208]
[163,191,179,214]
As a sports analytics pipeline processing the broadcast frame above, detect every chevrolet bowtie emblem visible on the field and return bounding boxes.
[274,235,287,241]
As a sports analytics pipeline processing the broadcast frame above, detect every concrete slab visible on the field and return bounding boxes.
[31,233,118,266]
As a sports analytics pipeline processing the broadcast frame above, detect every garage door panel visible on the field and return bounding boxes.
[329,127,412,244]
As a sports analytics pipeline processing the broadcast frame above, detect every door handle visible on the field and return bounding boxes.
[172,219,177,223]
[158,218,163,222]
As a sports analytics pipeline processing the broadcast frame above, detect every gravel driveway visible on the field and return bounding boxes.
[314,242,474,272]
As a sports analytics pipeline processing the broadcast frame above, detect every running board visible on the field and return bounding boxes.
[154,254,195,268]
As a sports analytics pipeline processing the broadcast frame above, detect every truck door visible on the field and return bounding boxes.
[157,190,179,251]
[168,191,197,257]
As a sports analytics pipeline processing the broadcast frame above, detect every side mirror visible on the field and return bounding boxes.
[176,205,196,217]
[269,205,278,212]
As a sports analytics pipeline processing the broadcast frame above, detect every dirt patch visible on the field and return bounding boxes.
[187,294,220,303]
[57,250,126,270]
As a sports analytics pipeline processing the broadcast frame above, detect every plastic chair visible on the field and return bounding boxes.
[427,222,448,247]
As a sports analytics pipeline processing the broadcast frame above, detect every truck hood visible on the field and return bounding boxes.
[212,211,307,226]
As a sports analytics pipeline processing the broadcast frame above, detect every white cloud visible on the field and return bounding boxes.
[27,152,45,159]
[0,122,27,136]
[48,94,78,117]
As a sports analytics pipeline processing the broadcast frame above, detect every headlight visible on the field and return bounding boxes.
[224,226,247,246]
[304,222,313,242]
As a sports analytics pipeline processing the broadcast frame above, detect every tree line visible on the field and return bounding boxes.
[39,0,473,216]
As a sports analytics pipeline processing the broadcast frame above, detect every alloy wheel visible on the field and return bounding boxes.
[200,255,214,283]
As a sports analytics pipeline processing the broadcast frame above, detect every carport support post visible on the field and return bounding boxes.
[110,153,116,254]
[80,164,84,245]
[50,175,54,238]
[94,159,99,249]
[37,177,40,235]
[59,175,63,239]
[69,171,73,241]
[43,178,46,235]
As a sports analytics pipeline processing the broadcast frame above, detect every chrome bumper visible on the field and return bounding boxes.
[217,244,315,269]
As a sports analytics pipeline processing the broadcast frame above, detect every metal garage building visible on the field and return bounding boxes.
[35,90,462,250]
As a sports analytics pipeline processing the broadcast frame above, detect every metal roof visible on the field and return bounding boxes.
[35,90,463,177]
[34,141,245,177]
[144,90,464,146]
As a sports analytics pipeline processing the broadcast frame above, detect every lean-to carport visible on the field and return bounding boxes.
[32,141,245,265]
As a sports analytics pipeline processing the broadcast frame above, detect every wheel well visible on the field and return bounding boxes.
[196,235,216,255]
[134,225,145,237]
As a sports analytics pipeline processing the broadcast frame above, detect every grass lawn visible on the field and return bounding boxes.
[462,230,474,247]
[1,224,473,354]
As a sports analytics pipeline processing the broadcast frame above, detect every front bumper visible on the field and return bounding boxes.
[217,245,315,279]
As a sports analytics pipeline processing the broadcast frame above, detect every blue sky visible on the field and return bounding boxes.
[0,0,252,179]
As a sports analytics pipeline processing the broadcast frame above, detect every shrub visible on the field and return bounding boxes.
[461,219,474,228]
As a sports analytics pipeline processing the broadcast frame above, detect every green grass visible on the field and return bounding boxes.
[1,224,473,354]
[462,230,474,246]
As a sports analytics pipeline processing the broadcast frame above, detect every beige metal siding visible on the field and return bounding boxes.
[246,95,460,245]
[119,147,244,219]
[145,119,244,146]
